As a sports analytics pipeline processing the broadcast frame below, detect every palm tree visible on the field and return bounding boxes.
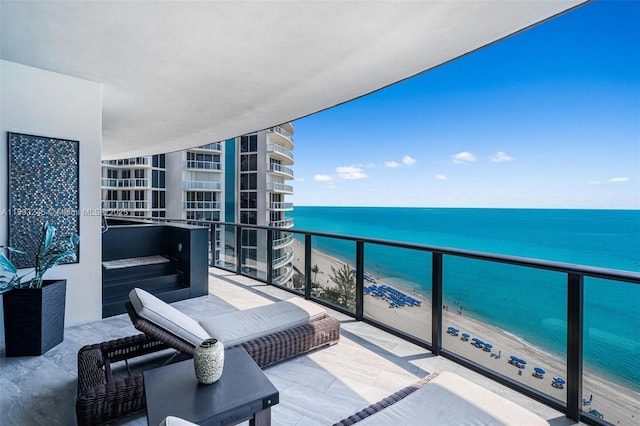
[324,264,356,310]
[311,264,322,283]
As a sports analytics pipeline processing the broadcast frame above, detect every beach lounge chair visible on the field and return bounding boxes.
[333,371,549,425]
[77,289,340,425]
[126,287,340,363]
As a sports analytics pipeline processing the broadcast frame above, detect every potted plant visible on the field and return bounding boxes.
[1,222,79,356]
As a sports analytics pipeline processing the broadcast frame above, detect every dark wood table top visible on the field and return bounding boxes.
[144,346,279,426]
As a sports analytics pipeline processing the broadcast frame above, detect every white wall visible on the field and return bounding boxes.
[0,60,103,342]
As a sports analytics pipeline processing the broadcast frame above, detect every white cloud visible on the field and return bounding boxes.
[336,165,368,180]
[489,151,514,163]
[436,174,447,180]
[314,174,334,182]
[403,155,417,166]
[452,151,476,164]
[384,161,399,168]
[609,177,629,183]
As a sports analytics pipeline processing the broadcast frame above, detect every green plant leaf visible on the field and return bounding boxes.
[0,253,17,274]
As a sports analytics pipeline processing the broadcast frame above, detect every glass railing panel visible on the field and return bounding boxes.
[216,224,237,270]
[442,256,567,403]
[310,236,356,314]
[240,227,267,281]
[362,243,431,343]
[288,234,306,295]
[583,277,639,425]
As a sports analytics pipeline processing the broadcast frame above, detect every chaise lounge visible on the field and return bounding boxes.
[76,288,340,425]
[334,371,548,426]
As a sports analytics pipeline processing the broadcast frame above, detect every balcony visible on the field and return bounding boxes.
[183,181,222,190]
[267,126,294,150]
[268,163,294,179]
[0,268,588,426]
[268,201,294,211]
[101,200,149,210]
[183,160,222,171]
[266,182,294,194]
[273,232,294,249]
[102,158,150,167]
[184,201,221,210]
[189,142,222,152]
[272,249,294,270]
[269,217,294,228]
[101,178,150,188]
[266,143,294,164]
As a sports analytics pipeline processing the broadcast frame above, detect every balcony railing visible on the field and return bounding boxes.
[101,178,150,188]
[111,216,640,426]
[102,158,150,167]
[269,218,294,228]
[266,182,293,193]
[184,201,221,210]
[267,126,294,143]
[266,144,294,162]
[268,163,294,178]
[101,200,149,210]
[191,142,222,152]
[183,181,222,190]
[184,160,222,171]
[268,202,293,210]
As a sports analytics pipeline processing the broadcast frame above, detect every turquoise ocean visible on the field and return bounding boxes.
[291,207,640,391]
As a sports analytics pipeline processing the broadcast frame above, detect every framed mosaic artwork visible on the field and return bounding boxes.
[7,132,80,268]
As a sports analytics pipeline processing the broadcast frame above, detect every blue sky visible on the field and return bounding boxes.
[290,0,639,209]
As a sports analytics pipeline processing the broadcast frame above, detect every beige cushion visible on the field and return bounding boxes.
[159,416,199,426]
[129,288,210,346]
[354,371,548,426]
[199,297,326,348]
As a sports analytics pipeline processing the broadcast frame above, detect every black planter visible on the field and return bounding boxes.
[2,279,67,357]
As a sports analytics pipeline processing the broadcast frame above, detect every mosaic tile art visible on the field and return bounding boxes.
[7,133,80,268]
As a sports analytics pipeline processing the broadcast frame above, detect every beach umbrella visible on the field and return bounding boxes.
[534,367,545,375]
[553,376,566,384]
[484,343,493,349]
[462,333,470,338]
[509,355,519,361]
[518,358,527,365]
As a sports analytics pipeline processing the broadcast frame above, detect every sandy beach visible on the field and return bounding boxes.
[291,239,639,425]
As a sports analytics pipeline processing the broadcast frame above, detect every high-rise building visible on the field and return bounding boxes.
[100,124,295,284]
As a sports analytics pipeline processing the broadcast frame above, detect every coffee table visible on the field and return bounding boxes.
[144,346,279,426]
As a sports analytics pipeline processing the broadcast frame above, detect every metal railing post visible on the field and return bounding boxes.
[266,229,274,284]
[567,272,584,421]
[304,234,312,300]
[355,240,364,320]
[235,225,242,275]
[209,223,216,267]
[432,252,443,356]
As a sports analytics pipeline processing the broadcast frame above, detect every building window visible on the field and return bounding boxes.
[240,153,257,171]
[240,211,257,225]
[240,135,257,152]
[107,169,117,179]
[121,191,131,201]
[152,154,165,168]
[240,173,257,190]
[241,192,257,209]
[134,169,145,178]
[134,190,145,201]
[121,170,131,179]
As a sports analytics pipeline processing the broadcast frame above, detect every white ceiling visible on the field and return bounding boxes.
[1,1,587,160]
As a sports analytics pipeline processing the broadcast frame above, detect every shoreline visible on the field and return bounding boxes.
[291,239,640,425]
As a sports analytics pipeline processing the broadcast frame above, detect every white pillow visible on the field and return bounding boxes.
[129,288,210,346]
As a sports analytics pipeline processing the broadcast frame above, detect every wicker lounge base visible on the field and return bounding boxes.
[76,315,340,426]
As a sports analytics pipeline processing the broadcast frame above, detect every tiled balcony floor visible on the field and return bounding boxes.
[0,269,580,425]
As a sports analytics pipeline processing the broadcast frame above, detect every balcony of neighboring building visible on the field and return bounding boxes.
[102,157,151,167]
[266,182,294,194]
[183,159,222,171]
[188,142,223,153]
[183,181,222,191]
[101,200,150,210]
[268,163,294,179]
[273,231,294,250]
[268,201,294,211]
[272,249,294,270]
[183,201,222,210]
[272,265,294,286]
[101,177,151,189]
[266,144,294,165]
[270,217,294,228]
[267,125,294,150]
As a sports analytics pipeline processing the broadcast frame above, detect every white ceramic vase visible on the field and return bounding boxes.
[193,338,224,384]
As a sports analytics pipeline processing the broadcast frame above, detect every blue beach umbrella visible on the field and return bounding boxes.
[553,376,566,384]
[462,333,470,338]
[510,355,519,361]
[518,358,527,365]
[534,367,545,374]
